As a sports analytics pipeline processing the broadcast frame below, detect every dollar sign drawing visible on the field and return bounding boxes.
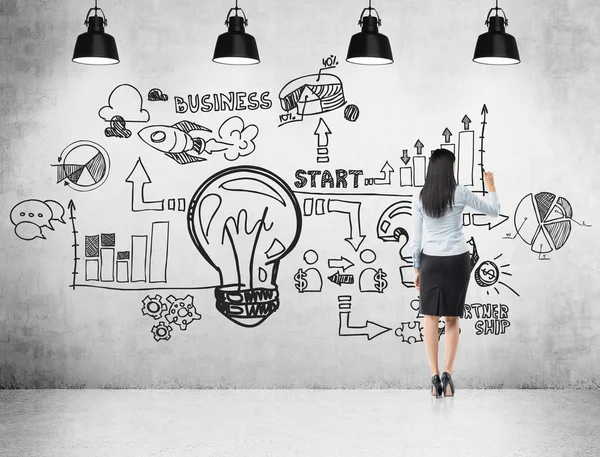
[374,268,388,293]
[294,268,308,292]
[481,267,496,281]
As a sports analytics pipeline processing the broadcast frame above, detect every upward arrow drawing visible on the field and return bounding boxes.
[462,114,472,130]
[314,117,332,147]
[125,158,164,212]
[374,161,395,185]
[443,127,452,143]
[414,139,424,155]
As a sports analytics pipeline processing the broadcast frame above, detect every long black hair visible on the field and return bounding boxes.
[419,148,457,218]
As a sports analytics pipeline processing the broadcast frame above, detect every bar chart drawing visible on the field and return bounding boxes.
[457,130,475,186]
[81,222,170,287]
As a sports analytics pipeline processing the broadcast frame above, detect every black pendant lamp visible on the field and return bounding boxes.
[72,0,119,65]
[346,0,393,65]
[213,0,260,65]
[473,0,520,65]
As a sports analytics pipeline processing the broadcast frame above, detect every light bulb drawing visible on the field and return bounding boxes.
[188,166,302,328]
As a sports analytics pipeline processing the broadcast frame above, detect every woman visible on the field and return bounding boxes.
[411,148,500,397]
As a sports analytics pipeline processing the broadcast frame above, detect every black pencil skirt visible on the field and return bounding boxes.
[418,250,471,317]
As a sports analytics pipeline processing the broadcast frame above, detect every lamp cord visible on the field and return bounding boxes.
[369,0,372,16]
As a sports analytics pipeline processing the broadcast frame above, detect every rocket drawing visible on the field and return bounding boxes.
[138,120,214,165]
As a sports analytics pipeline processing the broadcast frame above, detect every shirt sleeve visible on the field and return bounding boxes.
[461,185,501,217]
[411,192,423,268]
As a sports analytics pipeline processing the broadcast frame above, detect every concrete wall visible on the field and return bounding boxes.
[0,0,599,388]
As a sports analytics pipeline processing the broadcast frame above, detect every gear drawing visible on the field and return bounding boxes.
[397,320,424,344]
[165,294,201,331]
[142,294,168,320]
[151,321,173,342]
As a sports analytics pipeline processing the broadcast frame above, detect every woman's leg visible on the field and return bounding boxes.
[443,316,460,376]
[423,314,441,376]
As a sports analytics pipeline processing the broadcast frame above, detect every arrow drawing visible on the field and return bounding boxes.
[462,114,472,130]
[472,213,510,230]
[69,200,78,290]
[479,104,488,195]
[414,139,424,155]
[443,127,452,143]
[314,117,331,147]
[401,149,410,165]
[327,199,366,251]
[125,158,165,212]
[328,271,354,286]
[373,161,395,185]
[328,256,355,272]
[338,311,392,340]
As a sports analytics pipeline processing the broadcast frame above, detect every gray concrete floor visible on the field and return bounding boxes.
[0,389,598,456]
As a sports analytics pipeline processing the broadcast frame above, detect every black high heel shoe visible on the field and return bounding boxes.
[441,372,455,397]
[431,374,443,397]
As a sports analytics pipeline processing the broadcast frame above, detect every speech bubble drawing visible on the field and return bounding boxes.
[15,221,46,240]
[10,199,54,231]
[44,200,66,224]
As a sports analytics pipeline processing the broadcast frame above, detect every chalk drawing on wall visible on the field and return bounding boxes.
[278,55,352,127]
[294,249,323,292]
[463,212,510,230]
[279,73,345,119]
[358,268,388,293]
[377,200,411,243]
[99,83,150,123]
[328,271,354,287]
[216,116,260,162]
[125,158,165,212]
[338,295,391,340]
[52,140,110,192]
[143,293,205,343]
[138,116,259,164]
[148,88,169,102]
[10,199,66,241]
[314,117,331,163]
[188,165,302,328]
[344,104,359,122]
[467,236,480,272]
[104,115,132,139]
[396,321,424,344]
[508,191,591,260]
[375,200,416,289]
[473,253,520,297]
[73,221,171,290]
[364,162,395,186]
[327,199,366,251]
[138,120,213,164]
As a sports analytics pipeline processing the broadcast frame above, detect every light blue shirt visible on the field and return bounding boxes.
[411,185,500,268]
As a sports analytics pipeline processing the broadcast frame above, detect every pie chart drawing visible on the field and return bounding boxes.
[514,191,572,254]
[54,140,110,192]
